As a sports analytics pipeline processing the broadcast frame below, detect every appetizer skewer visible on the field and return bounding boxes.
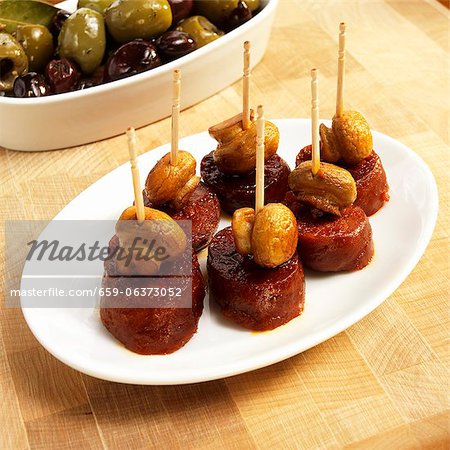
[207,106,305,331]
[100,127,205,355]
[296,23,389,216]
[286,70,374,272]
[242,40,251,130]
[200,41,290,215]
[143,69,220,251]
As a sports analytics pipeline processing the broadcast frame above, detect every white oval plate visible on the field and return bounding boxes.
[21,119,438,385]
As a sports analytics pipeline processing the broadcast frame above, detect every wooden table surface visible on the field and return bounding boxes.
[1,0,449,448]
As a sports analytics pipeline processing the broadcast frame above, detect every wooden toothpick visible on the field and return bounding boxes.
[255,105,265,214]
[242,41,251,130]
[311,69,320,176]
[126,127,145,223]
[171,69,181,166]
[336,22,346,118]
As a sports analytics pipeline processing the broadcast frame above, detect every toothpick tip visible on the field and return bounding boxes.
[311,68,318,79]
[244,41,251,50]
[340,22,346,32]
[173,69,181,80]
[126,127,137,158]
[257,104,264,117]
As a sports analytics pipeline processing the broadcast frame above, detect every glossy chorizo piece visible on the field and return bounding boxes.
[100,237,205,355]
[143,182,221,251]
[201,152,290,215]
[285,193,373,272]
[207,227,305,331]
[345,151,389,216]
[296,145,389,216]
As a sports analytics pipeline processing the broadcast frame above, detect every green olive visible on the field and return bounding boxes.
[105,0,172,44]
[78,0,115,14]
[194,0,260,24]
[0,32,28,91]
[15,24,53,72]
[176,16,223,48]
[58,8,106,75]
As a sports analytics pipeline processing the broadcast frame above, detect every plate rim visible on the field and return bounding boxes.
[21,119,439,385]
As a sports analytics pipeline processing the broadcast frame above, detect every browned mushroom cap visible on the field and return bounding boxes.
[231,207,255,256]
[209,111,280,175]
[320,111,373,165]
[209,111,254,143]
[251,204,298,268]
[116,206,187,262]
[288,161,357,216]
[319,123,340,163]
[144,150,200,208]
[231,204,298,268]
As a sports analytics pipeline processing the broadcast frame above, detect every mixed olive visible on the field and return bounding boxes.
[45,58,81,93]
[104,40,161,82]
[0,0,261,98]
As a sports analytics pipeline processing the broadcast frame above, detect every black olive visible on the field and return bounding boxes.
[168,0,194,26]
[156,30,196,61]
[78,79,97,90]
[104,39,161,82]
[13,73,51,98]
[223,0,253,32]
[49,10,71,44]
[45,58,81,94]
[78,66,105,90]
[0,59,14,76]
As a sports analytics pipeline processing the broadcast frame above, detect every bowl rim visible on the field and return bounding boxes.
[0,0,278,106]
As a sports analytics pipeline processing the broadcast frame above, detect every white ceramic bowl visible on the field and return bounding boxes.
[0,0,278,151]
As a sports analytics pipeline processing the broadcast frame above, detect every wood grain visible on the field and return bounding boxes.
[1,0,449,448]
